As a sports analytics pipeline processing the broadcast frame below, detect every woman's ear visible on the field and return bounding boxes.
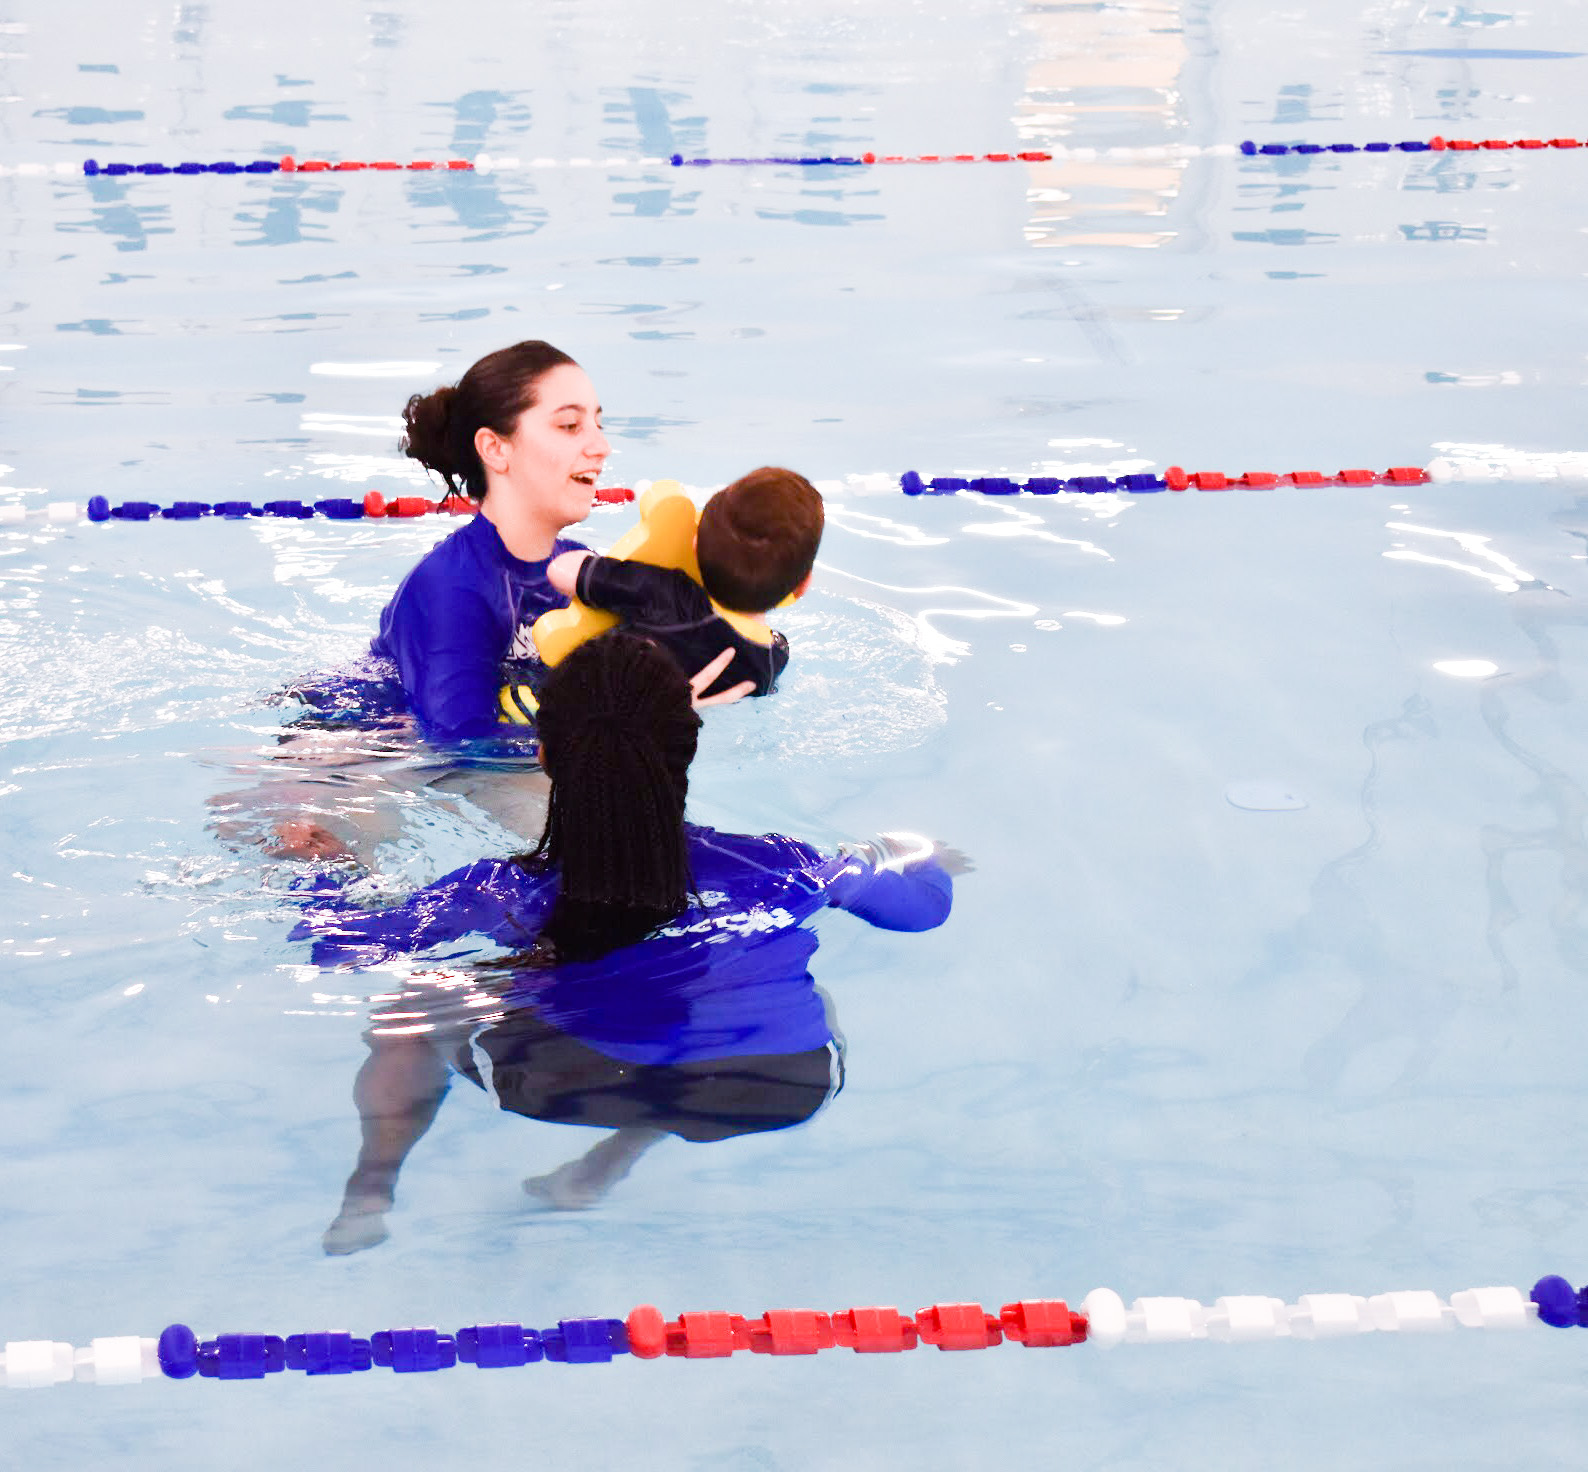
[475,425,510,474]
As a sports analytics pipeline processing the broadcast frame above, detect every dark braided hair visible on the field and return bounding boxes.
[514,630,701,961]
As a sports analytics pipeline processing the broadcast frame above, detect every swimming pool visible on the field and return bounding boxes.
[4,0,1588,1463]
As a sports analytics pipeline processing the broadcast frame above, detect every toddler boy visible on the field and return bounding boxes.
[546,466,823,699]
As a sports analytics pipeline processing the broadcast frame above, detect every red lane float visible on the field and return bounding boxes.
[623,1300,1085,1359]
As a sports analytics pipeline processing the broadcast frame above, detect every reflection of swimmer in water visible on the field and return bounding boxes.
[293,631,955,1254]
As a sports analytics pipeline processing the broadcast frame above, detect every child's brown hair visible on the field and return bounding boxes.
[695,467,824,614]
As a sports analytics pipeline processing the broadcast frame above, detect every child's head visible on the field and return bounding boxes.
[529,629,700,958]
[695,467,824,614]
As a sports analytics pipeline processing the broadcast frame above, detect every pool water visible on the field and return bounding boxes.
[4,0,1588,1465]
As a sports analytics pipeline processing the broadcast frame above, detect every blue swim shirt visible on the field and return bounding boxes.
[291,826,952,1065]
[368,514,585,742]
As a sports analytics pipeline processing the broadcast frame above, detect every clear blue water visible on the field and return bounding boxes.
[5,1,1588,1465]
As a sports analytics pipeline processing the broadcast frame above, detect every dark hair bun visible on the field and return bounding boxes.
[396,342,578,500]
[401,384,460,486]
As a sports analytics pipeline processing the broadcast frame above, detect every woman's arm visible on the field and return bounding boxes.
[392,582,511,742]
[547,549,593,597]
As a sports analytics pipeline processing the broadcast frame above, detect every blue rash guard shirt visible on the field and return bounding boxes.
[368,513,586,742]
[291,826,953,1065]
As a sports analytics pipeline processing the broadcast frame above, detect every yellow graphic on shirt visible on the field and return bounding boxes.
[497,680,539,726]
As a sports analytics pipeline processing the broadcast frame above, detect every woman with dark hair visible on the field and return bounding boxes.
[294,631,956,1254]
[367,341,750,743]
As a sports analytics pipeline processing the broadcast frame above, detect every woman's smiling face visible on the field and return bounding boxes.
[477,362,610,531]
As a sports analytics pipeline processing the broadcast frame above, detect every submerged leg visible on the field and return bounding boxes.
[323,1035,449,1255]
[523,1126,665,1210]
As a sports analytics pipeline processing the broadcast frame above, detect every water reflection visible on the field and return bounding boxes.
[1017,0,1187,249]
[616,86,684,157]
[1247,492,1588,1104]
[1472,495,1588,991]
[1384,519,1547,594]
[820,564,1038,661]
[1243,693,1463,1096]
[222,100,351,130]
[60,178,173,252]
[235,180,342,248]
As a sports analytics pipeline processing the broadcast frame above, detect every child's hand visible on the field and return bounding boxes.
[689,647,755,708]
[841,833,974,875]
[925,843,974,876]
[547,549,593,598]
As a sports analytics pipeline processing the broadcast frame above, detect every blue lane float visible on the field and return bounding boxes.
[84,495,369,522]
[172,1319,630,1379]
[83,158,282,176]
[901,471,1168,496]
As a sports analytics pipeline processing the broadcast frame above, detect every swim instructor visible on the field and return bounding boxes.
[372,340,752,743]
[368,340,607,741]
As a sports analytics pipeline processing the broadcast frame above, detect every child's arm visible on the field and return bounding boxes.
[288,859,530,967]
[542,556,757,706]
[547,549,594,598]
[821,834,957,932]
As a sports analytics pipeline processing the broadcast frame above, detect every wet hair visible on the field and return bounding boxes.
[400,340,577,501]
[514,630,701,962]
[695,467,825,613]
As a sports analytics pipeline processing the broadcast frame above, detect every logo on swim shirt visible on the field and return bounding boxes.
[508,620,539,659]
[657,902,799,942]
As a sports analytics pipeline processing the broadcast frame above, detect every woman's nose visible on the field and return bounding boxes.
[590,428,611,460]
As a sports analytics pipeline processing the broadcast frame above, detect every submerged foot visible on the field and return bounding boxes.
[322,1200,390,1255]
[522,1161,609,1211]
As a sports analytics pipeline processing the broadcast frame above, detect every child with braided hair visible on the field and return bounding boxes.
[295,630,955,1253]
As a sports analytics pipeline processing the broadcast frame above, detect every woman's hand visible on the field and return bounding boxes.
[689,647,755,709]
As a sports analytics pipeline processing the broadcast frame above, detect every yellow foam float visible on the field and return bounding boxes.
[498,479,779,725]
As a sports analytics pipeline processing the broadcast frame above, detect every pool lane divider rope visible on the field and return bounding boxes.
[5,451,1584,529]
[0,487,637,527]
[902,466,1434,496]
[80,156,477,176]
[903,452,1588,493]
[668,135,1588,165]
[8,452,1587,529]
[1240,135,1585,157]
[0,135,1571,178]
[4,1277,1584,1387]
